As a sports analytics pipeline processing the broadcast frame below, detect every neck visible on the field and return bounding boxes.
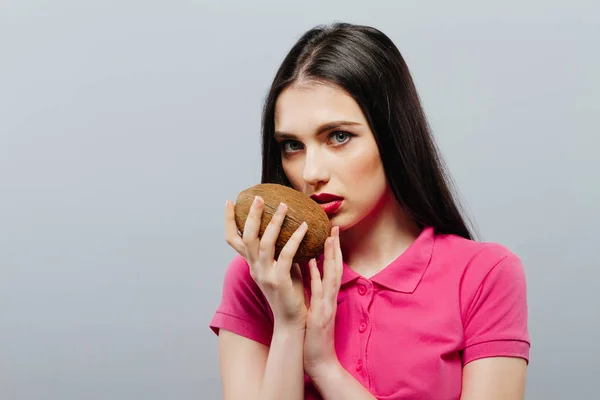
[339,189,421,278]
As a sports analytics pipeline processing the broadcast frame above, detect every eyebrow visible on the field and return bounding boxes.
[274,120,362,140]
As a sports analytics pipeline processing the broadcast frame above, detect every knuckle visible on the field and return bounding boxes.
[248,268,259,281]
[260,278,274,289]
[271,211,284,224]
[279,242,299,259]
[249,204,263,217]
[241,233,253,246]
[248,262,262,277]
[259,240,272,253]
[262,278,282,290]
[244,215,257,228]
[264,219,281,235]
[276,252,292,265]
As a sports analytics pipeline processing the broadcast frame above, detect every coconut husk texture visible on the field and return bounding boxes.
[234,183,331,264]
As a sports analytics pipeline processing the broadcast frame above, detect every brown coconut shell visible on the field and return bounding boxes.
[234,183,331,264]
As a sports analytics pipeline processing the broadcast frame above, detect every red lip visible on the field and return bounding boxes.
[320,200,343,216]
[310,193,344,203]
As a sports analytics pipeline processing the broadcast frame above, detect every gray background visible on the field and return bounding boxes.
[1,0,598,399]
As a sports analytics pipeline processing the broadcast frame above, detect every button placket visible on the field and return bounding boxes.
[356,359,363,371]
[357,284,367,296]
[354,279,373,380]
[359,321,367,332]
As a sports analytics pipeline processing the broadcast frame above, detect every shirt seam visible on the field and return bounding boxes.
[214,310,269,324]
[464,338,531,349]
[461,253,511,328]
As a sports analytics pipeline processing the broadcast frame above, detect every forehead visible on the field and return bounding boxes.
[274,82,366,134]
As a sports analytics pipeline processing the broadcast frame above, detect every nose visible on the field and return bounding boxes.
[302,147,329,187]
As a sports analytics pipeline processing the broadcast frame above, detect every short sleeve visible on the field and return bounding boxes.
[462,252,530,365]
[209,255,274,347]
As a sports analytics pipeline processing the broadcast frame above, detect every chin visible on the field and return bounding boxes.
[327,213,343,228]
[328,212,356,232]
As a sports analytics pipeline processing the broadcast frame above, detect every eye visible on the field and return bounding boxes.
[281,140,303,153]
[329,131,354,145]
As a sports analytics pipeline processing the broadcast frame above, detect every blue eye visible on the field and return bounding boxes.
[282,141,303,152]
[330,131,352,144]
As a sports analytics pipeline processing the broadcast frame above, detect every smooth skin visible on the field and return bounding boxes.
[219,80,527,400]
[222,196,309,400]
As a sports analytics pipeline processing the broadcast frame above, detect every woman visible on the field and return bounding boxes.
[210,22,529,400]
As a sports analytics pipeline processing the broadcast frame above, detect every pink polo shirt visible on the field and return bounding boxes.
[209,227,530,399]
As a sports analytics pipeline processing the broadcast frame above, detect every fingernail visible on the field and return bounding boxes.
[301,221,308,229]
[278,202,286,212]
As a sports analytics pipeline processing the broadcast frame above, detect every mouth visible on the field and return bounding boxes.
[319,200,343,216]
[310,193,344,216]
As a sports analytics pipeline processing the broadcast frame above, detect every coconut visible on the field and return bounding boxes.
[234,183,331,263]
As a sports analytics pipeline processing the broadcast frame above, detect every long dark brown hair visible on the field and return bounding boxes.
[260,22,475,240]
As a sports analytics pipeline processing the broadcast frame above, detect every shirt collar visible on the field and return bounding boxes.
[302,226,436,294]
[339,226,436,293]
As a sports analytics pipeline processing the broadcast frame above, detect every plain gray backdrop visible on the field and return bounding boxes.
[1,0,598,399]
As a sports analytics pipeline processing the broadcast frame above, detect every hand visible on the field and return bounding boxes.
[224,195,309,329]
[304,226,344,376]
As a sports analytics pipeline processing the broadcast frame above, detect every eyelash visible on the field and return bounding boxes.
[280,131,356,154]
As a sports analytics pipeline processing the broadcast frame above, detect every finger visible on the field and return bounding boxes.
[242,196,264,263]
[276,221,308,271]
[258,202,288,265]
[224,200,246,256]
[333,227,343,291]
[322,237,337,302]
[330,225,337,237]
[309,258,323,309]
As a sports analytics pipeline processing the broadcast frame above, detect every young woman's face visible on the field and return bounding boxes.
[274,81,390,231]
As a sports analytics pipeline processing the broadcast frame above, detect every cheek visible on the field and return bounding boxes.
[343,143,385,184]
[281,158,304,189]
